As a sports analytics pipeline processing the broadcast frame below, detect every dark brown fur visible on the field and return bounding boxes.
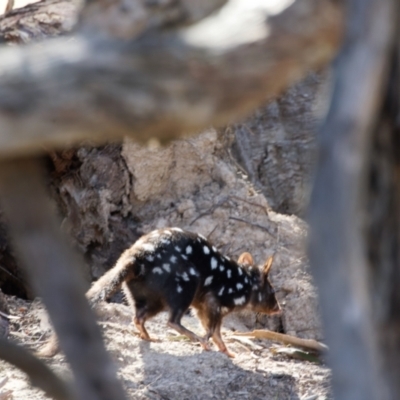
[38,229,281,358]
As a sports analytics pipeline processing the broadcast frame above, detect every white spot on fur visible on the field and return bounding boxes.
[163,263,171,272]
[182,272,190,281]
[204,276,213,286]
[160,238,170,245]
[234,296,246,306]
[236,283,243,290]
[142,243,155,252]
[172,228,184,232]
[153,267,163,274]
[199,234,207,241]
[197,237,202,243]
[203,246,210,255]
[156,254,162,259]
[211,257,218,270]
[212,246,217,252]
[146,255,154,262]
[238,268,243,276]
[186,245,192,254]
[258,293,262,302]
[219,265,225,272]
[177,285,183,293]
[170,255,177,263]
[189,267,197,276]
[228,288,233,294]
[227,270,232,278]
[164,230,172,236]
[181,254,188,260]
[224,256,231,262]
[218,286,225,296]
[175,246,182,252]
[244,277,248,283]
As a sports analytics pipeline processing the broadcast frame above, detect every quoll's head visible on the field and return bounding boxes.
[237,252,281,315]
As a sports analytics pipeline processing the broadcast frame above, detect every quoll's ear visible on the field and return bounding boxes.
[263,256,274,275]
[237,252,254,267]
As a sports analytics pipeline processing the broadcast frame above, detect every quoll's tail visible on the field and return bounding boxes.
[87,250,138,306]
[37,249,137,358]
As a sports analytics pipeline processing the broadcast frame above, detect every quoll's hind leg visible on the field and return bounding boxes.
[164,273,210,350]
[134,308,156,342]
[197,293,235,358]
[167,307,211,351]
[123,283,161,342]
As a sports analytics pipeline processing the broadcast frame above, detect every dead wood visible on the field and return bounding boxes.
[231,329,328,353]
[308,0,399,399]
[0,158,127,400]
[0,0,343,158]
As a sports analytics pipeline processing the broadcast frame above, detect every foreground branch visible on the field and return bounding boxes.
[0,0,342,157]
[0,159,126,400]
[308,0,398,399]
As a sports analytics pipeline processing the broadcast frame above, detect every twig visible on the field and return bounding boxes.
[230,195,269,216]
[4,0,14,13]
[0,265,23,284]
[230,330,328,354]
[0,311,20,321]
[0,338,73,400]
[228,216,276,237]
[189,197,230,226]
[206,225,219,241]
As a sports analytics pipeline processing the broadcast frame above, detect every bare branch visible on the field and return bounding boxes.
[0,158,127,400]
[0,338,73,400]
[231,329,328,353]
[0,0,343,158]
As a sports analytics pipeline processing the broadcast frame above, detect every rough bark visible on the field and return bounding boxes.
[366,37,400,398]
[308,0,399,399]
[0,0,343,157]
[0,0,78,43]
[0,159,127,400]
[231,71,330,216]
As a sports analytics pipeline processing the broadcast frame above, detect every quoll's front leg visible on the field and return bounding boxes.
[168,308,211,351]
[197,293,236,357]
[211,323,236,358]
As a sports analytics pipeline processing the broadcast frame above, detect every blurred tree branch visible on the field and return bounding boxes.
[0,0,343,157]
[309,0,400,398]
[0,159,127,400]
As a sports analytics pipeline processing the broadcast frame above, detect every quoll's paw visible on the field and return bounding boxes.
[140,334,160,342]
[199,339,212,351]
[221,348,236,358]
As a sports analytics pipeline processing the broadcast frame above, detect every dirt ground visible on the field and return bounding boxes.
[0,294,331,400]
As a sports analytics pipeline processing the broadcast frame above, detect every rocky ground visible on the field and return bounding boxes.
[0,293,331,400]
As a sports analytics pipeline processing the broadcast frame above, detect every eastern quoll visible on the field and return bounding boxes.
[39,228,281,358]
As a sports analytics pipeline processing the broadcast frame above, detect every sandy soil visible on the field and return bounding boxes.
[0,295,331,400]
